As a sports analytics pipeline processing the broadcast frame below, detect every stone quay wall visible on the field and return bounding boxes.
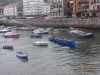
[1,19,100,29]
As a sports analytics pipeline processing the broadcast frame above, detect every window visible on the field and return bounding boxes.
[97,0,100,3]
[97,5,100,10]
[93,5,97,10]
[91,0,96,4]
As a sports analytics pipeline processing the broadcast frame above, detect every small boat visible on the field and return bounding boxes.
[49,36,76,48]
[70,30,79,34]
[3,45,13,49]
[7,27,12,30]
[16,51,28,58]
[39,30,48,34]
[21,27,32,31]
[62,27,76,32]
[0,28,11,33]
[33,28,49,34]
[75,33,94,38]
[30,33,42,38]
[62,28,71,32]
[45,27,52,31]
[3,31,20,38]
[33,41,48,46]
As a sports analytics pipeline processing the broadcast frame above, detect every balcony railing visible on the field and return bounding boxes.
[78,1,89,4]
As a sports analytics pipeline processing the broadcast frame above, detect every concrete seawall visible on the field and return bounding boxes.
[0,19,100,29]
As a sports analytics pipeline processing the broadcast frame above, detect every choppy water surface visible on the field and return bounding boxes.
[0,28,100,75]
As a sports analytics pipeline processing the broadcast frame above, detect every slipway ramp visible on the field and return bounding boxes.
[10,20,31,27]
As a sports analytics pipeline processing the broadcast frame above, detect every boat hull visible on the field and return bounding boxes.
[33,41,48,46]
[75,33,94,38]
[3,45,13,49]
[33,29,49,35]
[16,52,28,58]
[30,34,42,38]
[38,32,48,34]
[49,37,76,48]
[4,34,20,38]
[0,30,11,33]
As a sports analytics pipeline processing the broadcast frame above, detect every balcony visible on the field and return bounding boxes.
[78,2,85,4]
[78,1,89,4]
[91,0,96,4]
[78,4,89,9]
[78,8,86,12]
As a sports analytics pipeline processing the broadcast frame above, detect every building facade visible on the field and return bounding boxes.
[69,0,100,18]
[0,6,4,19]
[3,2,23,19]
[90,0,100,17]
[42,2,51,16]
[50,0,70,18]
[23,0,44,19]
[70,0,90,18]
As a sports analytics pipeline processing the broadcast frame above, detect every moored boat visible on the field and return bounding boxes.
[16,51,28,58]
[3,31,20,38]
[39,30,48,34]
[49,36,76,48]
[33,41,48,46]
[21,27,33,31]
[33,28,49,34]
[75,33,94,38]
[62,28,71,32]
[0,28,11,33]
[62,27,74,32]
[7,27,12,30]
[3,45,13,49]
[30,33,42,38]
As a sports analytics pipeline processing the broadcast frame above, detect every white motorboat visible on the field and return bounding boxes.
[33,29,48,34]
[0,28,11,33]
[33,41,48,46]
[70,30,79,34]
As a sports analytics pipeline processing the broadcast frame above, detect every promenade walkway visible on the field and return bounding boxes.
[9,20,31,27]
[0,19,100,29]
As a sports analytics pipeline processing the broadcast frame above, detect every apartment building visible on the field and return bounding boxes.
[23,0,44,19]
[3,2,23,19]
[50,0,70,18]
[90,0,100,17]
[70,0,90,18]
[42,2,51,16]
[69,0,100,18]
[0,6,5,19]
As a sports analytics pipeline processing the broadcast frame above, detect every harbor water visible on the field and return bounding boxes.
[0,28,100,75]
